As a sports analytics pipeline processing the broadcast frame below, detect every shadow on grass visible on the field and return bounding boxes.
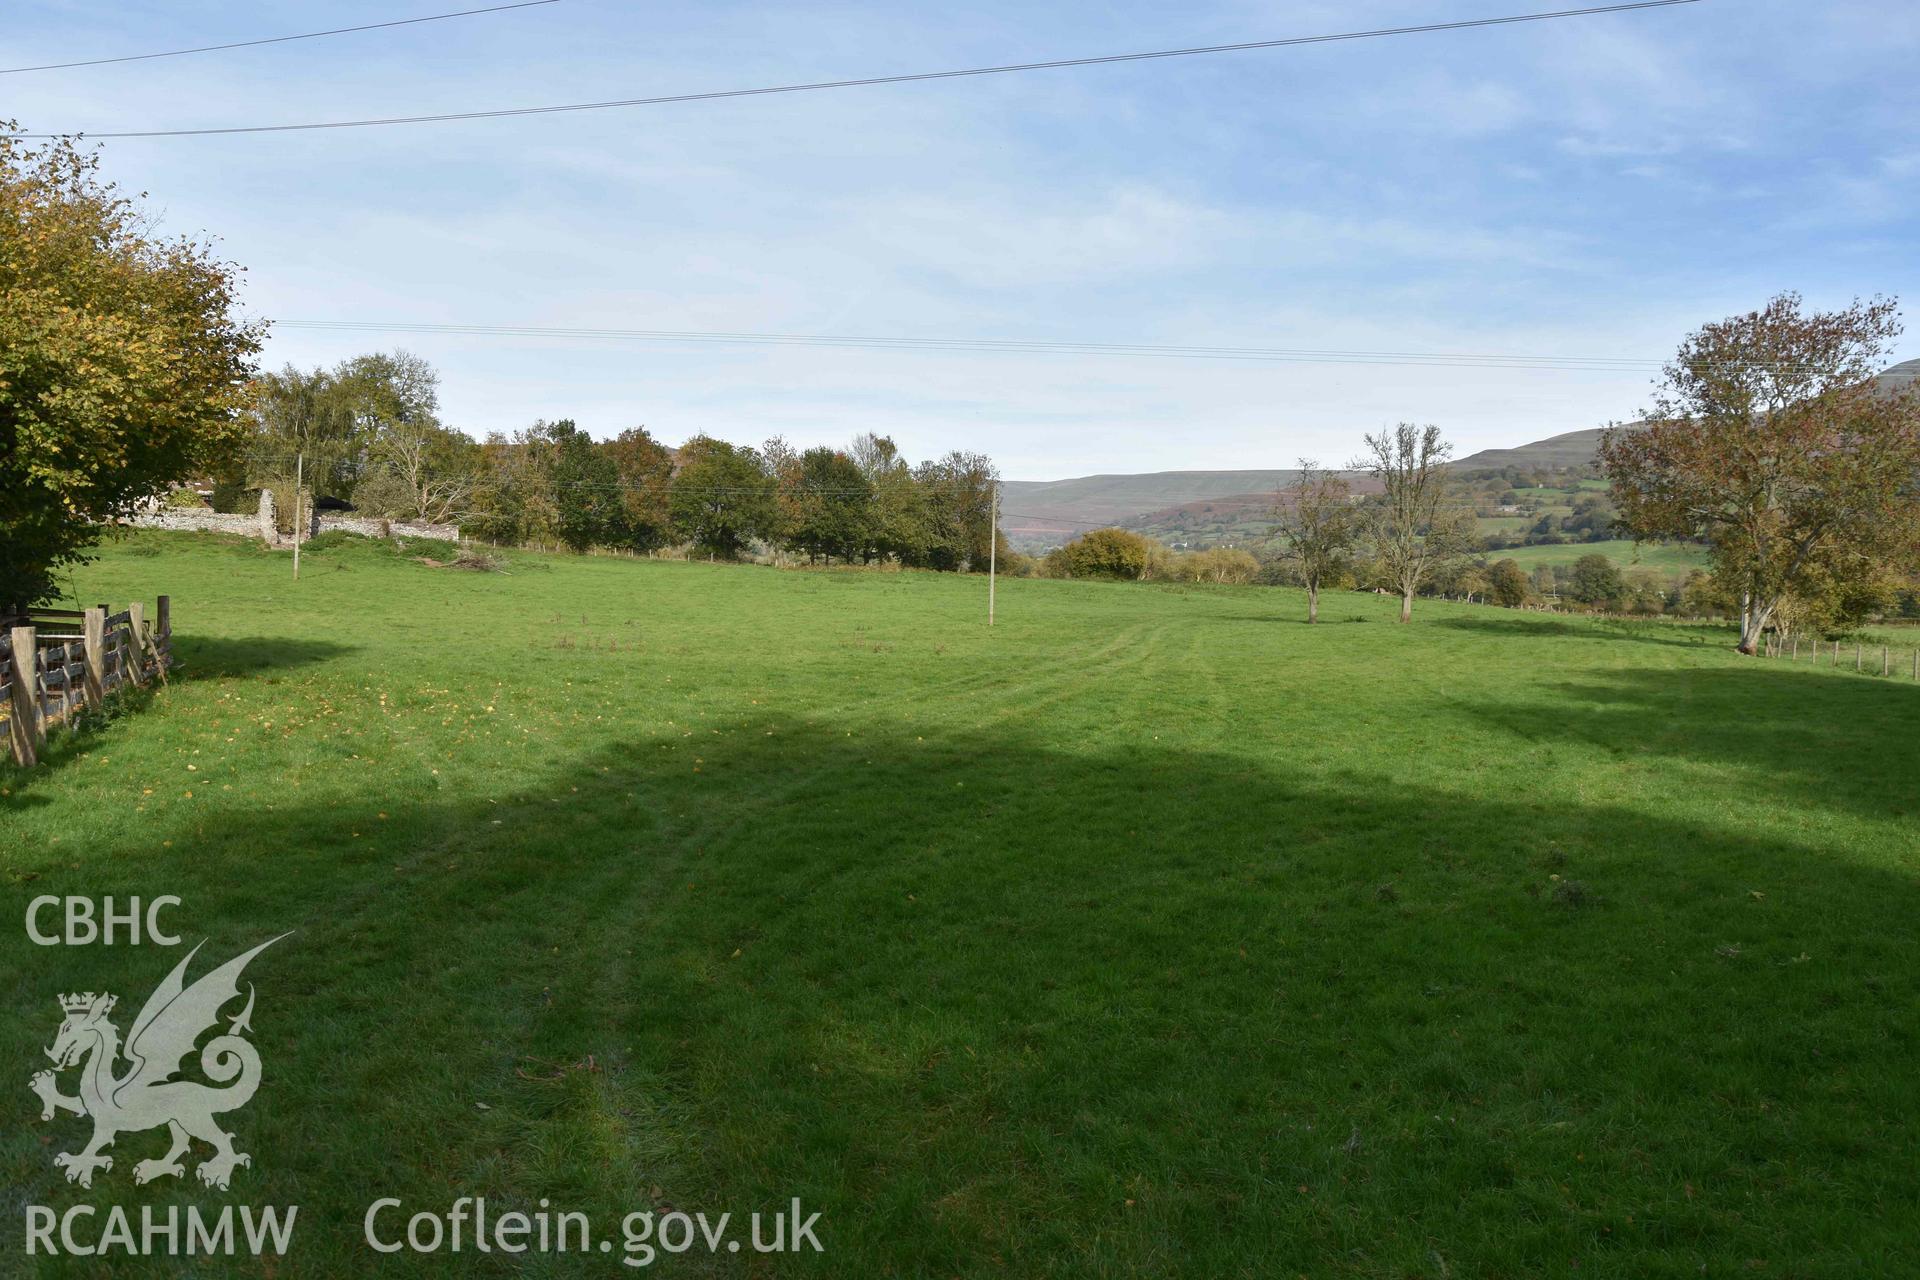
[1433,613,1724,648]
[1465,664,1920,822]
[6,702,1919,1275]
[172,635,357,678]
[1210,612,1376,625]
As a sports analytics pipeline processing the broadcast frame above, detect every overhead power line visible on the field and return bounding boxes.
[272,319,1790,374]
[8,1,1702,139]
[0,1,561,76]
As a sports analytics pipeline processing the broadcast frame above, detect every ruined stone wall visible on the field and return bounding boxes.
[121,489,458,545]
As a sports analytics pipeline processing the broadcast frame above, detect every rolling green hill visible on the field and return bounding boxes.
[1490,538,1707,573]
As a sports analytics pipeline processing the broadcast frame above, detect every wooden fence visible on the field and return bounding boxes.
[1758,630,1920,681]
[0,597,173,766]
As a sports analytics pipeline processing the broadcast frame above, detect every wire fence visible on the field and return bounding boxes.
[1758,631,1920,681]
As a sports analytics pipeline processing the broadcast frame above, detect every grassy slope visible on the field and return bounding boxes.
[4,532,1917,1278]
[1491,539,1708,573]
[1453,427,1609,471]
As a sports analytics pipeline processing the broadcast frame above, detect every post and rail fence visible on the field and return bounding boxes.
[0,596,173,767]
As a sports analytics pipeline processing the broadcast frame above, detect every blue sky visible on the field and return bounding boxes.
[7,0,1917,477]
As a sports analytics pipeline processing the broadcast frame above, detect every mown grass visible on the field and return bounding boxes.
[3,530,1917,1277]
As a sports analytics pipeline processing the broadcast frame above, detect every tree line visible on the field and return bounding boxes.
[222,354,1005,570]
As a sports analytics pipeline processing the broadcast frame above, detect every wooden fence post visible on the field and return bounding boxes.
[82,607,105,708]
[1855,643,1861,672]
[1882,646,1890,677]
[153,595,171,683]
[8,626,38,767]
[127,601,149,687]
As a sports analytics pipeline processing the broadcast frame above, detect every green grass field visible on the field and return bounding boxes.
[1508,480,1608,500]
[5,531,1917,1276]
[1489,538,1709,574]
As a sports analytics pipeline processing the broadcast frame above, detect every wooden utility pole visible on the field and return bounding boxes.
[988,482,998,627]
[292,450,304,581]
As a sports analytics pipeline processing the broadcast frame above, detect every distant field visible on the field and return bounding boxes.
[1489,538,1708,573]
[1508,480,1606,501]
[5,531,1917,1276]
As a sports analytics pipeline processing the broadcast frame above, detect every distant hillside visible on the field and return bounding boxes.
[1452,427,1608,472]
[998,359,1918,551]
[999,470,1308,545]
[1003,425,1607,539]
[1879,358,1920,395]
[1448,357,1915,469]
[997,424,1603,548]
[1119,477,1387,549]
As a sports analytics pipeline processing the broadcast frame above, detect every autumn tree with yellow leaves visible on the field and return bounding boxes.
[1,131,262,608]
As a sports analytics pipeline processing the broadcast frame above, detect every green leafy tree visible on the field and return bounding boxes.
[1060,528,1154,579]
[1567,554,1626,605]
[670,435,773,559]
[1172,547,1260,583]
[1453,565,1493,603]
[851,433,927,564]
[1487,558,1531,607]
[1,132,262,606]
[787,448,873,563]
[920,451,1000,571]
[467,424,562,547]
[547,420,622,553]
[601,426,675,553]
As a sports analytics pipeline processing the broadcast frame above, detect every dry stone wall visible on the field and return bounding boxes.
[122,489,458,545]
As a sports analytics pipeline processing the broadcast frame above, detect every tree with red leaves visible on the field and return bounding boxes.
[1601,293,1920,653]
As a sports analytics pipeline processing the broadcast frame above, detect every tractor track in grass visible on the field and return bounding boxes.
[227,611,1172,1208]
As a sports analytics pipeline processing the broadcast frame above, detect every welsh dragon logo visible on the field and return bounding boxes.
[30,936,288,1191]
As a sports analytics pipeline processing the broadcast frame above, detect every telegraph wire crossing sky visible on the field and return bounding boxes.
[272,319,1827,373]
[4,0,1914,477]
[0,1,561,75]
[6,2,1699,138]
